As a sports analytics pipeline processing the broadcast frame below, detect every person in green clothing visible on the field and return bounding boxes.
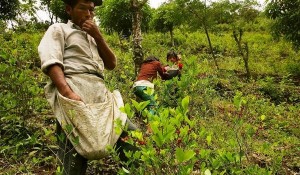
[38,0,138,174]
[132,56,178,114]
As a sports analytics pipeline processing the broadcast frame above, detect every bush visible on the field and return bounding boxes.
[285,60,300,77]
[0,31,54,173]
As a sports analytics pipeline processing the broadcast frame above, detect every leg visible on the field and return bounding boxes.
[126,118,138,131]
[133,86,156,114]
[115,131,140,163]
[115,120,139,163]
[56,121,88,175]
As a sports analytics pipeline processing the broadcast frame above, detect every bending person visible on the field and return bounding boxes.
[133,56,175,114]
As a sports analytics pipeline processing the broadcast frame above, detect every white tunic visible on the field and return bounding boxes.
[38,21,127,160]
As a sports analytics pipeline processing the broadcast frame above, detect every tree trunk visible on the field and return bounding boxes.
[244,43,250,79]
[233,29,251,80]
[204,23,219,69]
[170,27,174,47]
[203,0,219,70]
[131,0,147,75]
[188,1,219,70]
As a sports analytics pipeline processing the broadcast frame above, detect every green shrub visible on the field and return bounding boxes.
[0,31,54,173]
[285,60,300,77]
[1,23,300,174]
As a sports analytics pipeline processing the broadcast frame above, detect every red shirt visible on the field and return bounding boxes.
[137,61,169,82]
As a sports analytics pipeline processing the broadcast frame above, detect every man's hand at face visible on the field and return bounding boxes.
[81,19,117,70]
[82,19,101,39]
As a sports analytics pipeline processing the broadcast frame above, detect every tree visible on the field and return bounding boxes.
[96,0,151,36]
[97,0,132,35]
[210,0,238,24]
[151,1,184,47]
[238,1,260,23]
[39,0,55,24]
[176,0,219,69]
[233,29,251,80]
[265,0,300,49]
[16,0,40,24]
[0,0,20,21]
[96,0,151,73]
[131,0,148,74]
[209,0,260,27]
[1,0,41,29]
[38,0,68,23]
[49,0,68,23]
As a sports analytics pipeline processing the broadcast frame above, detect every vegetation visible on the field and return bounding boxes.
[1,0,300,174]
[265,0,300,49]
[0,0,20,21]
[96,0,152,36]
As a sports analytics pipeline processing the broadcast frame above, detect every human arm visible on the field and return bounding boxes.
[159,63,181,80]
[47,64,82,101]
[38,24,81,101]
[156,62,173,80]
[82,20,116,70]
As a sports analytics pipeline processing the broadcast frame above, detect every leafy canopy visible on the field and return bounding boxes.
[48,0,68,22]
[96,0,152,35]
[266,0,300,49]
[151,1,184,33]
[0,0,20,20]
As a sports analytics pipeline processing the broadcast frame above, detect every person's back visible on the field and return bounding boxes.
[137,60,167,82]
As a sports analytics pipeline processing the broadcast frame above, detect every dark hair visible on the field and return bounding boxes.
[167,50,178,61]
[143,56,159,64]
[62,0,102,7]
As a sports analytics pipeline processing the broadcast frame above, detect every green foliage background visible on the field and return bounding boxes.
[1,1,300,173]
[1,24,299,174]
[0,0,20,20]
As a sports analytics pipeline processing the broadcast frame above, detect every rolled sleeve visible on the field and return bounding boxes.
[38,24,65,74]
